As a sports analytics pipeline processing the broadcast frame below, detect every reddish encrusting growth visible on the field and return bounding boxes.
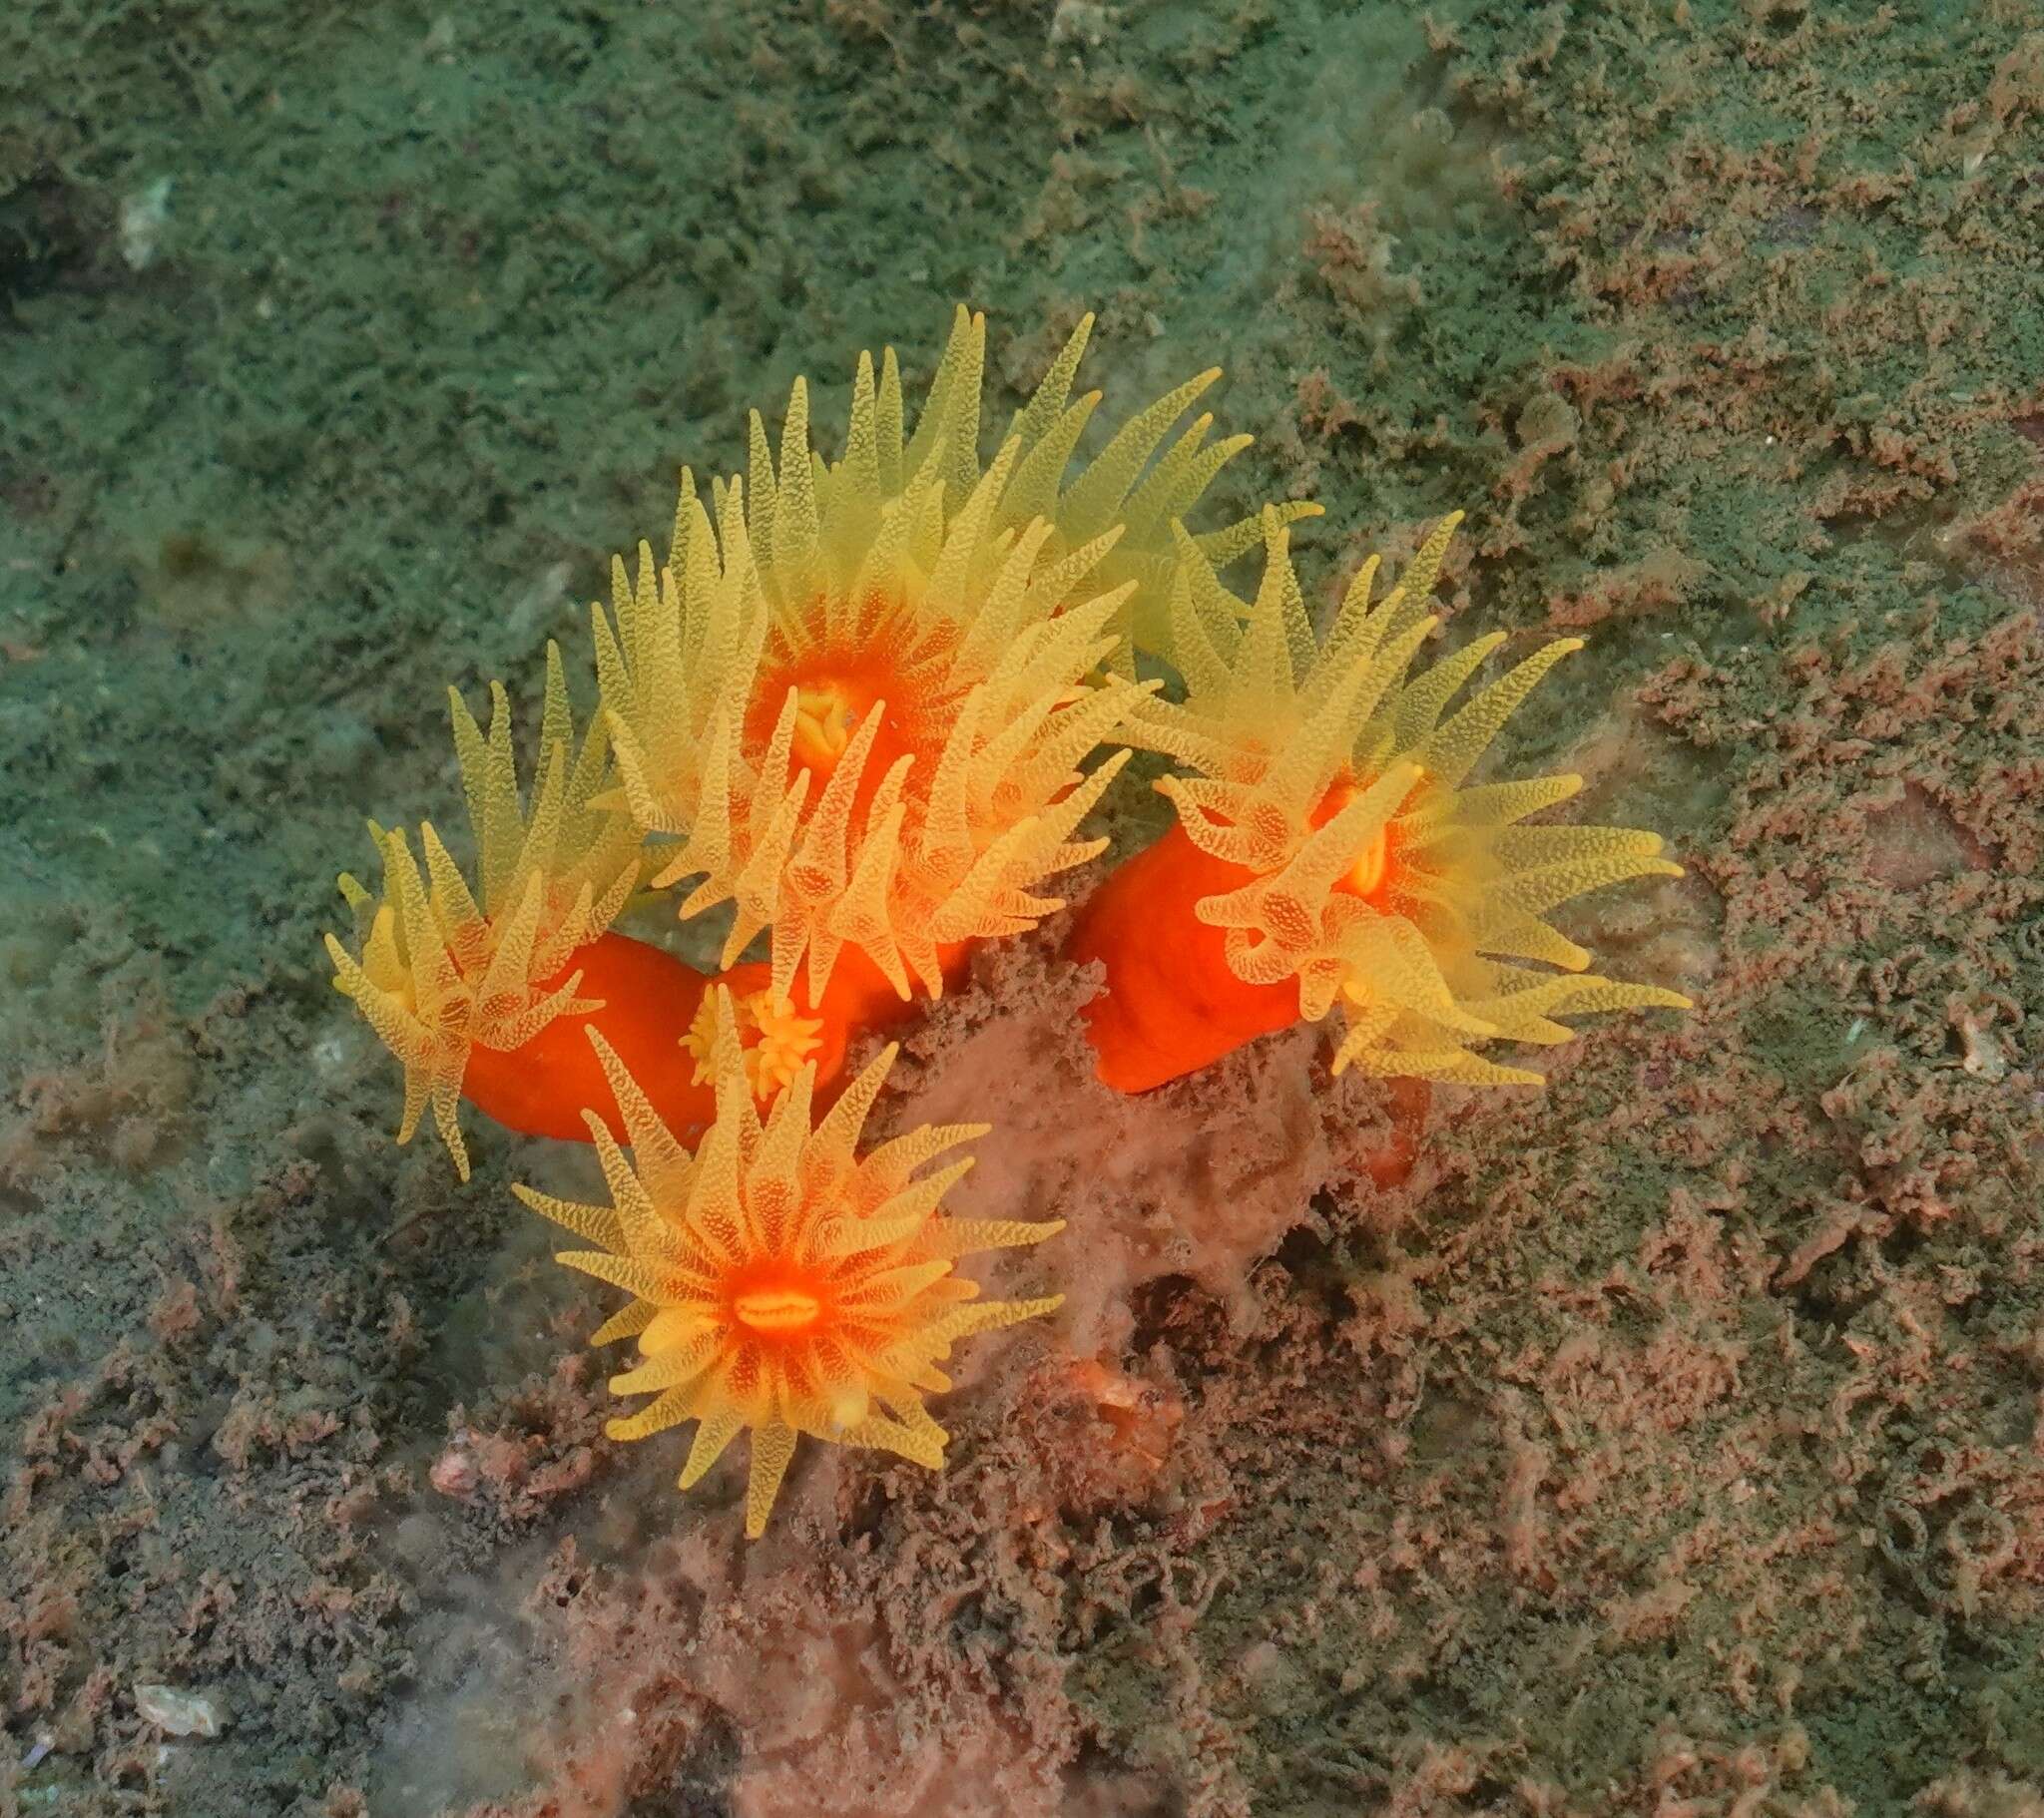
[1361,1076,1429,1190]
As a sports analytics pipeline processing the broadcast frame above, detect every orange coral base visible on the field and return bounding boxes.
[1065,822,1301,1094]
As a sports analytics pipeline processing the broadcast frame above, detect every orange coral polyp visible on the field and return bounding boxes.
[1109,506,1691,1090]
[596,306,1262,1014]
[518,988,1065,1537]
[323,646,651,1180]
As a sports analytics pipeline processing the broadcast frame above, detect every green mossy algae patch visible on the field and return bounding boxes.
[1,1,2040,1815]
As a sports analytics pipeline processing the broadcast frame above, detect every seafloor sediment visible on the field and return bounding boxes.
[2,3,2041,1815]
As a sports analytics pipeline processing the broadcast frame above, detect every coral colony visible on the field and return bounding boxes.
[324,308,1689,1535]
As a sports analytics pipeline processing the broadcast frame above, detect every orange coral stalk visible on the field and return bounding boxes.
[518,988,1063,1537]
[460,930,716,1146]
[1068,826,1431,1183]
[1067,821,1299,1093]
[408,928,965,1162]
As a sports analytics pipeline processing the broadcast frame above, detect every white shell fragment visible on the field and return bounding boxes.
[134,1683,230,1738]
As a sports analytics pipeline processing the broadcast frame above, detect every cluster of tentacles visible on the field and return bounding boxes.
[322,308,1690,1532]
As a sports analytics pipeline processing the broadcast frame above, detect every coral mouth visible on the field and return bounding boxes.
[753,640,942,820]
[1310,769,1424,903]
[732,1284,825,1335]
[791,682,863,772]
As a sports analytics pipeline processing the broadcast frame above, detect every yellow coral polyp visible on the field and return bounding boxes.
[323,643,643,1177]
[685,986,825,1099]
[593,306,1287,1010]
[516,988,1064,1538]
[1135,508,1692,1086]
